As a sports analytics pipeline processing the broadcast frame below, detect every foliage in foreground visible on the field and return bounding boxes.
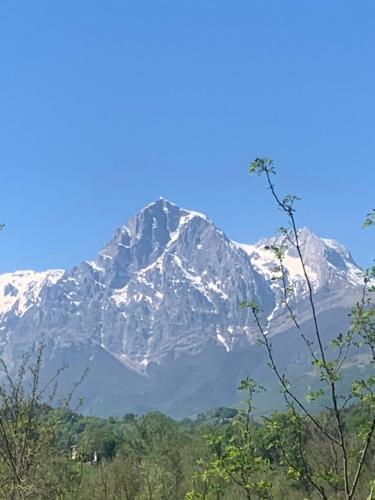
[0,371,375,499]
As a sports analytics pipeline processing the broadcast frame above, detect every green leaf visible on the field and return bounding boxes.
[305,389,325,402]
[363,209,375,228]
[249,158,275,176]
[240,301,260,313]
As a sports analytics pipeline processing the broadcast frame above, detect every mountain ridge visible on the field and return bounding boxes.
[0,198,367,416]
[0,198,364,372]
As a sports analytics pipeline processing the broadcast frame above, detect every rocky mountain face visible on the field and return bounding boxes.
[236,227,363,334]
[0,199,365,416]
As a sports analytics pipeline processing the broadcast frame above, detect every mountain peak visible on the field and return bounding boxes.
[135,198,210,224]
[296,226,321,242]
[138,197,179,214]
[298,226,315,236]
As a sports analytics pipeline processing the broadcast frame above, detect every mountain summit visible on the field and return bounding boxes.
[0,201,364,415]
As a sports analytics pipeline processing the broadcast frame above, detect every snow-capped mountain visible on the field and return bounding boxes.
[236,227,364,334]
[0,269,64,320]
[239,227,363,291]
[0,199,366,416]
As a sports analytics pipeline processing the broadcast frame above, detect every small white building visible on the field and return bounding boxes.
[71,445,78,460]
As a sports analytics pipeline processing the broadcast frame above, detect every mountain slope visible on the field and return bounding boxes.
[236,227,363,334]
[0,199,366,416]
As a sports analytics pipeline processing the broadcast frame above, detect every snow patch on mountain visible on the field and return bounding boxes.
[234,228,363,291]
[0,270,64,318]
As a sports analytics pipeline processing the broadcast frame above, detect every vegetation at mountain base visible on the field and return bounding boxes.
[1,384,375,499]
[0,159,374,498]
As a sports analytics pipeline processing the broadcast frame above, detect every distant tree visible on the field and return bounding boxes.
[80,419,118,460]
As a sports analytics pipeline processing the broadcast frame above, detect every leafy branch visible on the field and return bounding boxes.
[246,157,375,499]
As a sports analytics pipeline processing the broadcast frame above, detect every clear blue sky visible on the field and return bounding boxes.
[0,1,374,272]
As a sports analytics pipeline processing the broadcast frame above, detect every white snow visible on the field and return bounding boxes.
[139,198,210,224]
[322,238,349,257]
[112,285,129,306]
[112,287,154,307]
[172,255,208,296]
[168,212,196,244]
[283,254,318,282]
[136,274,155,288]
[216,333,230,352]
[322,238,364,286]
[185,209,209,222]
[234,241,318,283]
[0,269,64,318]
[236,242,255,255]
[345,263,365,286]
[87,261,104,272]
[236,233,364,290]
[207,281,229,300]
